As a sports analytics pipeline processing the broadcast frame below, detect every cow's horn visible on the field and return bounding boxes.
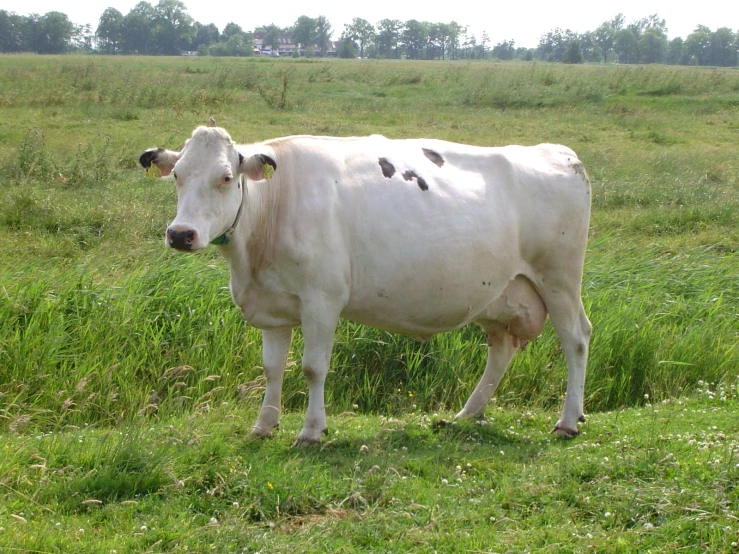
[209,117,216,127]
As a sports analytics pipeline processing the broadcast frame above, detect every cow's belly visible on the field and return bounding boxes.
[342,272,545,341]
[342,254,521,337]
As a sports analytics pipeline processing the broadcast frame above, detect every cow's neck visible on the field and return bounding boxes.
[218,177,284,285]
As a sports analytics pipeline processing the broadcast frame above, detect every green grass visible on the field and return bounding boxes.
[2,393,739,552]
[1,55,738,551]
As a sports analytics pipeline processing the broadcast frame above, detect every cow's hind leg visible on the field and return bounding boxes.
[456,325,517,419]
[251,327,293,437]
[542,290,592,437]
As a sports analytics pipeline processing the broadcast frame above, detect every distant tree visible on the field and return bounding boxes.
[376,19,401,58]
[710,27,737,67]
[537,28,572,62]
[492,39,515,60]
[220,22,243,42]
[638,27,667,63]
[639,14,668,35]
[594,21,616,62]
[666,37,684,64]
[35,11,74,53]
[73,23,94,51]
[96,8,124,53]
[684,25,712,65]
[0,10,29,52]
[292,15,317,49]
[563,39,584,63]
[315,15,332,55]
[428,22,455,59]
[427,24,441,59]
[610,13,625,31]
[446,22,463,60]
[262,23,281,52]
[425,23,447,59]
[519,48,535,61]
[121,2,157,54]
[153,0,195,54]
[461,29,477,59]
[402,19,428,59]
[211,32,253,56]
[578,32,599,62]
[344,17,375,58]
[614,27,638,63]
[337,29,358,58]
[479,31,489,59]
[192,22,218,51]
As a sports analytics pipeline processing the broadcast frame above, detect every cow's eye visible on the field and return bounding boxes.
[224,176,231,182]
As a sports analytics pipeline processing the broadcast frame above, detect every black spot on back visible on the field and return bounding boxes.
[402,170,429,192]
[422,148,444,167]
[379,158,395,178]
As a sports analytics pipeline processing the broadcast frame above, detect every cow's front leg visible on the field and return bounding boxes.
[251,327,293,437]
[294,303,340,446]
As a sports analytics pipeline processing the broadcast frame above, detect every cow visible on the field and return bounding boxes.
[139,123,592,446]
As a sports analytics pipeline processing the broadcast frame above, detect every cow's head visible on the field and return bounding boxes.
[139,126,276,251]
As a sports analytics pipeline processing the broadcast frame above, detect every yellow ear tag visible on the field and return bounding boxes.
[262,163,274,180]
[146,164,162,179]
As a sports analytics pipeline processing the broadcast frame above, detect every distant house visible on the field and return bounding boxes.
[253,32,337,57]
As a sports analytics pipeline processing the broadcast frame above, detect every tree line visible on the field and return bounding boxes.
[1,1,738,67]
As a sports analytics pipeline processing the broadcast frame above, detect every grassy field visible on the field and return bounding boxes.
[0,55,738,552]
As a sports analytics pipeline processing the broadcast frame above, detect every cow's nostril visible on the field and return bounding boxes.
[167,228,197,250]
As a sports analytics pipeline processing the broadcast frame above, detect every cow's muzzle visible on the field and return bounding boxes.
[166,226,197,251]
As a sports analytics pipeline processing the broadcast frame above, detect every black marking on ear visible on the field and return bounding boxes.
[403,170,429,192]
[238,152,244,165]
[139,147,164,169]
[422,148,444,167]
[257,154,277,172]
[379,158,396,178]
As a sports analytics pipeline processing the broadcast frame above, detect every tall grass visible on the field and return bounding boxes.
[1,243,736,432]
[0,56,738,433]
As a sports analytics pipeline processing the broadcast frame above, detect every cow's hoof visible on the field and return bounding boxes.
[578,415,586,423]
[250,424,277,438]
[551,425,580,438]
[292,427,327,447]
[454,409,485,420]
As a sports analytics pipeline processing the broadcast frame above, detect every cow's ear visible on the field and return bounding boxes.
[240,153,277,181]
[139,148,179,177]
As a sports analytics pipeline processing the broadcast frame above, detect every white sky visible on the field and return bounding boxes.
[3,0,735,48]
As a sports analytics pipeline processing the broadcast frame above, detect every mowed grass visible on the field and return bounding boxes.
[1,55,738,551]
[3,393,739,552]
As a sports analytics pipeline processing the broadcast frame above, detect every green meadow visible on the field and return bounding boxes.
[0,55,738,552]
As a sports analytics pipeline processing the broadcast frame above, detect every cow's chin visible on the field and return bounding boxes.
[172,242,208,252]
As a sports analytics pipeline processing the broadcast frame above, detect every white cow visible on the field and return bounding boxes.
[140,124,592,445]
